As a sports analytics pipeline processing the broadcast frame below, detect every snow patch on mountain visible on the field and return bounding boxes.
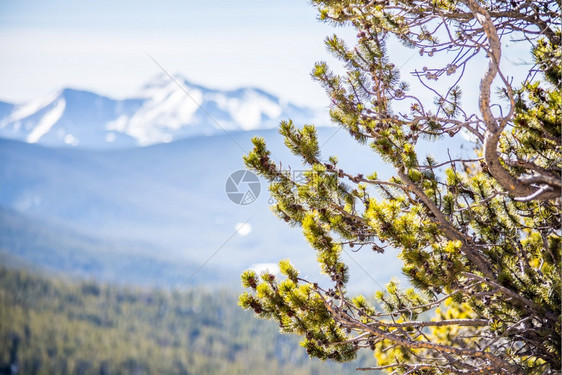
[223,90,283,130]
[105,132,116,142]
[3,92,59,126]
[113,82,204,146]
[27,99,66,143]
[64,133,79,146]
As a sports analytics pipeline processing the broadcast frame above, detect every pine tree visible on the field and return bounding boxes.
[239,1,561,373]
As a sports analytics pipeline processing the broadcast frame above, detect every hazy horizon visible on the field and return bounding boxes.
[0,0,356,108]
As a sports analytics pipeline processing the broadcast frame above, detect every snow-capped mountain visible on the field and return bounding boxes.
[0,74,323,149]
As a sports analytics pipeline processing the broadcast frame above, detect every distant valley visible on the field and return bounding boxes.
[0,77,472,291]
[0,127,415,291]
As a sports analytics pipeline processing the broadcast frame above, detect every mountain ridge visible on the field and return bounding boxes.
[0,74,325,150]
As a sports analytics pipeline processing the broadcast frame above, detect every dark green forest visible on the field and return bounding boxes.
[0,265,370,374]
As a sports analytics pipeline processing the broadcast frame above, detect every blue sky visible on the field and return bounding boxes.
[0,1,532,110]
[0,0,353,107]
[0,1,313,30]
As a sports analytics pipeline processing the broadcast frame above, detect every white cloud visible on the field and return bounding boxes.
[235,222,252,236]
[250,263,280,275]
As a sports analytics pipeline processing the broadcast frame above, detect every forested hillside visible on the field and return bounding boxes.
[0,266,368,374]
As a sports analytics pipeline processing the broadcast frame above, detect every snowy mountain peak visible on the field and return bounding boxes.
[0,75,324,149]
